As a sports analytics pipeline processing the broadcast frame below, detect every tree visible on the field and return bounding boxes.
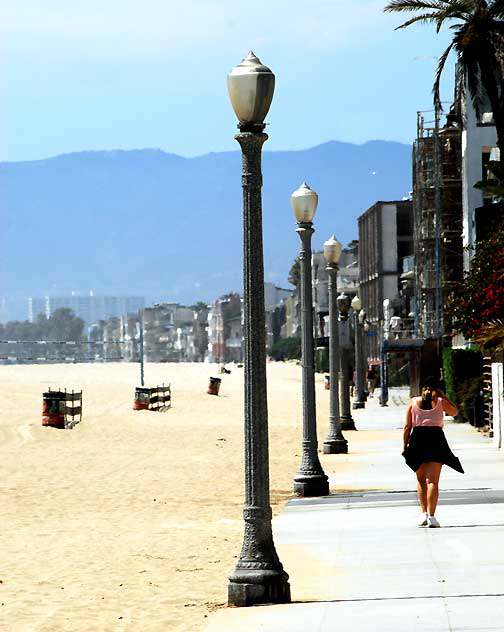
[448,225,504,346]
[384,1,504,158]
[191,301,209,311]
[269,337,302,362]
[46,308,85,341]
[288,257,301,289]
[2,308,85,342]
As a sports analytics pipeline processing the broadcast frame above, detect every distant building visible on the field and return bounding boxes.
[264,282,293,351]
[103,317,123,361]
[88,302,206,363]
[28,294,145,325]
[120,313,141,362]
[264,283,292,309]
[192,305,210,363]
[461,82,500,270]
[207,293,242,364]
[142,303,194,362]
[358,200,414,361]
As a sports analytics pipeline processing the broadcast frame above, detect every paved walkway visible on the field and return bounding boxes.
[204,388,504,631]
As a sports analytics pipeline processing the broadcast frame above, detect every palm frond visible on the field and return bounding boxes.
[394,12,448,28]
[433,41,454,110]
[436,9,468,31]
[489,0,504,19]
[434,1,475,26]
[464,56,484,118]
[472,319,504,349]
[384,0,448,13]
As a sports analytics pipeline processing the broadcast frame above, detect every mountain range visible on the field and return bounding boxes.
[0,140,412,319]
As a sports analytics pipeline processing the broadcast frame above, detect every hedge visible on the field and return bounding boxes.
[442,347,484,424]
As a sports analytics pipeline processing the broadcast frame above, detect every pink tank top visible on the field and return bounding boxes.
[411,397,444,427]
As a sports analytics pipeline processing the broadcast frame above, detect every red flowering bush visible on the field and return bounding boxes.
[449,225,504,346]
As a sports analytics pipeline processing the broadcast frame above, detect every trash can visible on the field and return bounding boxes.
[42,391,66,428]
[133,387,151,410]
[324,374,330,390]
[207,377,221,396]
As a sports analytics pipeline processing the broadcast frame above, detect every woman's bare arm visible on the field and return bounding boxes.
[437,390,458,416]
[403,403,413,452]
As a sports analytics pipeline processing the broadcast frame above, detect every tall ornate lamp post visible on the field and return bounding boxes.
[337,293,356,430]
[226,52,290,607]
[359,308,368,396]
[291,183,329,497]
[322,236,348,454]
[351,295,365,409]
[379,299,390,407]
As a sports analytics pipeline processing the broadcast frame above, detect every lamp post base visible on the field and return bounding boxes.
[341,417,357,431]
[293,473,329,497]
[352,400,365,409]
[228,569,291,607]
[323,438,348,454]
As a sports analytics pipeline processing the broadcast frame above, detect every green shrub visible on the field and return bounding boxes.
[442,348,483,423]
[315,347,329,373]
[269,337,301,362]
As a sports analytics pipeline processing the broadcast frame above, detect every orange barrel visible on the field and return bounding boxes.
[42,391,66,428]
[207,377,221,396]
[324,374,330,390]
[133,387,151,410]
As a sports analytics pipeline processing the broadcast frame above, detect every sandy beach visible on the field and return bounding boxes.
[0,361,389,632]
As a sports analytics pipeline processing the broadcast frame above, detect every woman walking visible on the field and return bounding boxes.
[403,376,464,528]
[366,366,378,397]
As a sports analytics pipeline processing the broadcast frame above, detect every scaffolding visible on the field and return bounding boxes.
[413,105,463,341]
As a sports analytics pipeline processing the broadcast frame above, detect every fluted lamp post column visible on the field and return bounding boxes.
[322,236,348,454]
[351,295,366,409]
[337,293,357,431]
[226,52,290,607]
[291,183,329,497]
[359,308,368,399]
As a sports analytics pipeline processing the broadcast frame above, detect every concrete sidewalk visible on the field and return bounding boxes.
[203,388,504,631]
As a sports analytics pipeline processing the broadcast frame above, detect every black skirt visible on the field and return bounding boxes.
[403,426,464,473]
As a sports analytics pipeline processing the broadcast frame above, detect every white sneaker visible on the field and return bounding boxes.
[428,515,440,528]
[418,513,428,527]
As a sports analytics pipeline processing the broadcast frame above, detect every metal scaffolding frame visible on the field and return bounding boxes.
[413,105,463,342]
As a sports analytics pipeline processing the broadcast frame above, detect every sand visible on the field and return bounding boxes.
[0,361,387,632]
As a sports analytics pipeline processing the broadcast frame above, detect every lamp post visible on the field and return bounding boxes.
[322,236,348,454]
[139,314,145,387]
[351,296,365,409]
[379,299,390,407]
[337,293,356,430]
[291,183,329,497]
[359,308,368,396]
[226,52,290,607]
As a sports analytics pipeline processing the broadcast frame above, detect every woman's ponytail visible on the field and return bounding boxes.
[420,387,433,410]
[419,376,439,410]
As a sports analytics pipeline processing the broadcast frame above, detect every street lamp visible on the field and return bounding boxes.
[337,293,356,430]
[226,52,290,607]
[322,236,348,454]
[351,295,365,409]
[291,183,329,497]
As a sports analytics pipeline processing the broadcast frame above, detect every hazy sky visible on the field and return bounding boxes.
[1,0,455,162]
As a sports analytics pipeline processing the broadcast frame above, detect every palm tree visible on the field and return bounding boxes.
[384,1,504,156]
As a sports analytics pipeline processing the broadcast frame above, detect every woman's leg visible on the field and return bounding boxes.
[425,462,443,516]
[415,463,428,513]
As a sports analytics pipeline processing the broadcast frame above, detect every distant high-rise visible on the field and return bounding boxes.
[28,295,145,324]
